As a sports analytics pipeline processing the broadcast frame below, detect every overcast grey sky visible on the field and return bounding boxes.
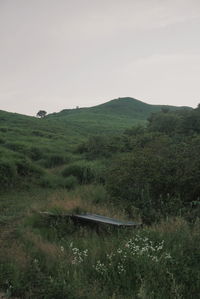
[0,0,200,116]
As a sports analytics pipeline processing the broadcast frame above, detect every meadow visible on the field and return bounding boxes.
[0,98,199,298]
[1,187,199,299]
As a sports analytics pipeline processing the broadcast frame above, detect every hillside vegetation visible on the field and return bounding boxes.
[48,97,190,134]
[0,98,199,298]
[0,98,190,191]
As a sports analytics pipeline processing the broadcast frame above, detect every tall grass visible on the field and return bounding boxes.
[0,187,199,298]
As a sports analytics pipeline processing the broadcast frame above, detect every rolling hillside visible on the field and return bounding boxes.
[0,97,192,167]
[0,97,199,299]
[47,97,191,134]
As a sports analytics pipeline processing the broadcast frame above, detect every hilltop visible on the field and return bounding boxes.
[47,97,191,134]
[0,97,192,168]
[0,97,191,137]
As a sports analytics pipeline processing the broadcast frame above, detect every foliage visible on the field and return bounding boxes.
[62,175,78,190]
[37,110,47,118]
[47,97,188,135]
[62,160,105,184]
[0,159,17,189]
[43,154,66,168]
[0,189,199,299]
[0,157,44,191]
[0,99,200,297]
[106,135,200,223]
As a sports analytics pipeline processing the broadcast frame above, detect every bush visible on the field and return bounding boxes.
[62,161,94,184]
[63,175,78,189]
[39,174,78,189]
[43,154,66,168]
[29,147,44,161]
[15,158,43,178]
[106,152,185,224]
[5,142,28,154]
[76,135,121,159]
[38,173,60,188]
[31,130,45,137]
[80,184,109,204]
[62,160,106,185]
[89,160,106,184]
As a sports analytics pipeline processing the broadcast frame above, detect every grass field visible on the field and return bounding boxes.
[47,97,190,134]
[0,186,199,298]
[0,98,199,298]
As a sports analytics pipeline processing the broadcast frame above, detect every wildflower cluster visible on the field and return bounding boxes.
[94,260,107,275]
[124,234,170,262]
[69,243,88,265]
[117,262,126,274]
[93,233,172,277]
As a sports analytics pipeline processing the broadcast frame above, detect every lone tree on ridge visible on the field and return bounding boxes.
[36,110,47,118]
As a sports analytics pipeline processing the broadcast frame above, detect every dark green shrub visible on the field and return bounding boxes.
[38,173,78,189]
[38,173,58,188]
[81,184,109,204]
[106,151,185,223]
[76,135,120,158]
[44,154,66,168]
[62,161,94,184]
[63,175,78,189]
[89,160,106,184]
[15,158,43,178]
[5,142,28,153]
[31,130,45,137]
[29,147,44,161]
[62,160,106,184]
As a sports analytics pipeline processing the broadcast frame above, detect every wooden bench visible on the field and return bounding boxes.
[40,212,142,228]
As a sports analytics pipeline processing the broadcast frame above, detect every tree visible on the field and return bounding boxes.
[36,110,47,118]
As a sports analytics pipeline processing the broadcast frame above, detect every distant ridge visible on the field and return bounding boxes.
[51,97,191,117]
[47,97,191,134]
[0,97,192,136]
[90,97,191,118]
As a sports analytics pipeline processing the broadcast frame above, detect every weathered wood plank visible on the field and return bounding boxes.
[71,214,141,227]
[40,212,142,227]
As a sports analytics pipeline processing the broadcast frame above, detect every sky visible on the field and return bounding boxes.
[0,0,200,116]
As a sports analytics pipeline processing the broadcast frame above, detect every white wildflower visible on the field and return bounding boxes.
[164,253,172,260]
[71,247,88,265]
[117,263,126,274]
[151,256,159,262]
[94,260,107,275]
[117,248,122,254]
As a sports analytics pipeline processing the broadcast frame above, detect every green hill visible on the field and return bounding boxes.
[0,97,191,169]
[47,97,191,134]
[0,97,191,142]
[0,98,199,299]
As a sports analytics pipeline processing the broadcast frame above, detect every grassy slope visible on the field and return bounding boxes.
[0,97,192,174]
[47,97,191,134]
[0,109,84,165]
[0,187,199,298]
[0,97,191,143]
[0,99,199,298]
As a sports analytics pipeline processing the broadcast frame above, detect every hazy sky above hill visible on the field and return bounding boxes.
[0,0,200,115]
